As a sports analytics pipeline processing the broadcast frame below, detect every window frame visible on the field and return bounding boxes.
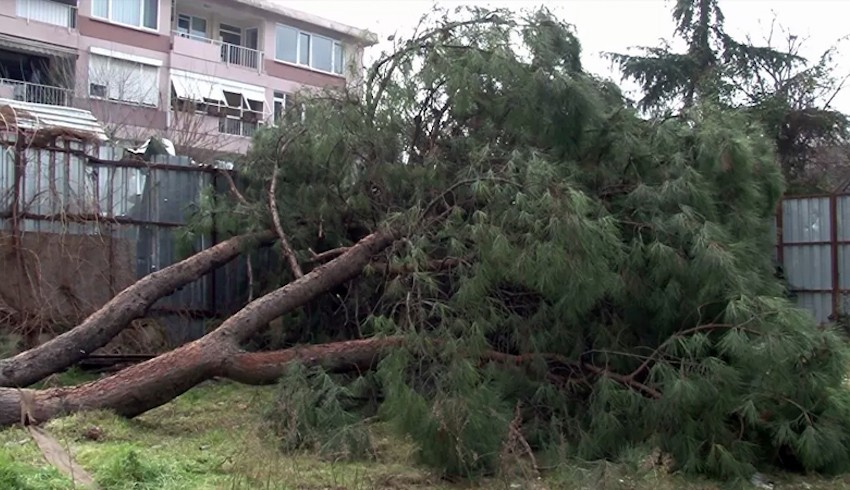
[274,23,345,76]
[169,79,265,138]
[92,0,159,32]
[272,91,288,125]
[176,13,207,39]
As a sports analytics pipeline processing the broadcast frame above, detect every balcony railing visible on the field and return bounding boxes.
[16,0,77,29]
[172,31,262,71]
[0,79,73,106]
[218,117,259,138]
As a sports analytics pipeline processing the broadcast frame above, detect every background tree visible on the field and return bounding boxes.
[609,0,849,192]
[0,6,849,485]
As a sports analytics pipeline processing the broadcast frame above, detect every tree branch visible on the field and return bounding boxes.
[268,164,303,279]
[220,169,248,205]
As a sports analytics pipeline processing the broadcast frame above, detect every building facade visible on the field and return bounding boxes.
[0,0,376,155]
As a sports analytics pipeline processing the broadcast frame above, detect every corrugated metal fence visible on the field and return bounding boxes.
[0,137,251,347]
[777,194,850,324]
[2,137,845,342]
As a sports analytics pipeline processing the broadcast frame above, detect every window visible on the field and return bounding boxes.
[89,54,160,106]
[275,25,297,63]
[273,91,288,125]
[311,36,334,73]
[16,0,77,29]
[92,0,158,30]
[274,24,345,75]
[177,13,206,39]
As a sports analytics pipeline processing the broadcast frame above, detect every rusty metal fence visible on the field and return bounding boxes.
[776,194,850,324]
[2,135,844,343]
[0,137,253,347]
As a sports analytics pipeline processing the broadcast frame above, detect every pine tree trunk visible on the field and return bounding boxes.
[0,230,396,428]
[0,231,275,388]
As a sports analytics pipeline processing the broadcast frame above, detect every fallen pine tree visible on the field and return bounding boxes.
[3,5,850,483]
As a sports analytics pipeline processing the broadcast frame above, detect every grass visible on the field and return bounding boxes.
[1,370,850,489]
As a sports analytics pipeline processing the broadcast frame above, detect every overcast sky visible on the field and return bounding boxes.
[281,0,850,112]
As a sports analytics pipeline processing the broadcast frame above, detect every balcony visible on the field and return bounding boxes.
[0,78,73,106]
[16,0,77,29]
[171,32,262,72]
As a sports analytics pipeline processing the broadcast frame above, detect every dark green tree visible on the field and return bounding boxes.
[609,0,849,191]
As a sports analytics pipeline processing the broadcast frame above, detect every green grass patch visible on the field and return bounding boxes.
[0,377,849,489]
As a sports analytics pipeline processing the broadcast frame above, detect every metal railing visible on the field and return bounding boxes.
[0,78,73,106]
[172,31,262,71]
[16,0,77,29]
[218,117,259,137]
[220,42,261,70]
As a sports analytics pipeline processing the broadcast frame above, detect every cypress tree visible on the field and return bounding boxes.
[609,0,849,191]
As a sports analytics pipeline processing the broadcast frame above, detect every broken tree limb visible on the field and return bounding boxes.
[222,336,406,384]
[0,229,397,427]
[0,230,275,388]
[269,164,304,278]
[0,327,663,429]
[219,168,249,205]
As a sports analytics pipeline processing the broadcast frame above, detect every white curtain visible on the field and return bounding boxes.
[111,0,141,27]
[92,0,108,18]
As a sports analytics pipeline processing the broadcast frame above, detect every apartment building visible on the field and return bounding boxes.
[0,0,376,155]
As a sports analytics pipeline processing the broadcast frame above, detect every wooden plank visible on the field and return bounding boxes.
[27,425,98,488]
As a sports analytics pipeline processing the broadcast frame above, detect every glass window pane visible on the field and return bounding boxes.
[191,17,206,38]
[333,43,343,75]
[143,0,158,29]
[92,0,108,17]
[275,25,297,62]
[299,33,310,65]
[112,0,141,26]
[273,100,283,124]
[311,36,333,72]
[177,15,190,34]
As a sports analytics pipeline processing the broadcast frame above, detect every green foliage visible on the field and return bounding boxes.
[265,363,377,460]
[216,4,850,483]
[608,0,849,191]
[377,348,513,478]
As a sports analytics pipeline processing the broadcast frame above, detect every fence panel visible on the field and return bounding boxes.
[0,140,246,348]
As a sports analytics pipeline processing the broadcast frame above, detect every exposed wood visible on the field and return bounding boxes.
[28,426,98,488]
[0,231,275,388]
[308,247,350,263]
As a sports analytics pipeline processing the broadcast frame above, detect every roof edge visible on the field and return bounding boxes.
[232,0,378,45]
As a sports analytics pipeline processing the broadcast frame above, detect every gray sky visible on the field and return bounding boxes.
[282,0,850,112]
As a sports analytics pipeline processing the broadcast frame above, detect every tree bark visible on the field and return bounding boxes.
[0,231,275,388]
[0,229,396,428]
